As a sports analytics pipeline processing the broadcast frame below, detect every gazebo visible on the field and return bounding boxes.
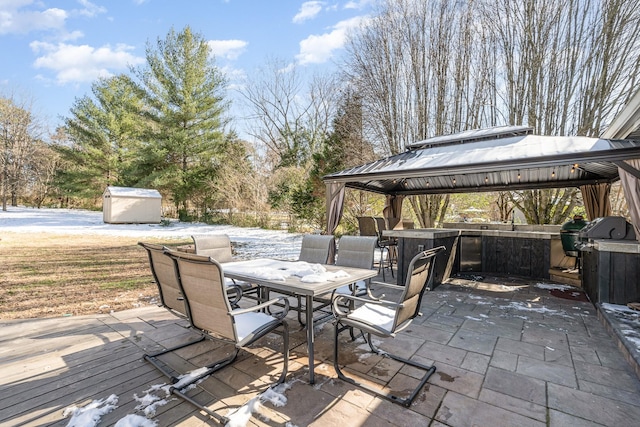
[323,91,640,305]
[323,97,640,240]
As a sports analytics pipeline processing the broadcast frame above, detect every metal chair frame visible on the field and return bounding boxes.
[138,242,208,376]
[332,246,445,407]
[161,249,290,424]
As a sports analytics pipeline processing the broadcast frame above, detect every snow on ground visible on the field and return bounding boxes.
[601,303,640,353]
[0,207,303,260]
[60,368,295,427]
[534,282,575,291]
[1,207,303,426]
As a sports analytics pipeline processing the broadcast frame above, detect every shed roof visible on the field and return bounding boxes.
[323,126,640,195]
[103,186,162,198]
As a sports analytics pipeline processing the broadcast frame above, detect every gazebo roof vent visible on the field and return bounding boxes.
[407,125,534,150]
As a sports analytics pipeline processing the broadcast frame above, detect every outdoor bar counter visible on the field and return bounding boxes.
[385,223,564,288]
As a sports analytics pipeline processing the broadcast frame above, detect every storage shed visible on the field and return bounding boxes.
[103,186,162,224]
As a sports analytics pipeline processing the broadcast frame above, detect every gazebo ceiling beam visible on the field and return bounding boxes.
[345,177,615,196]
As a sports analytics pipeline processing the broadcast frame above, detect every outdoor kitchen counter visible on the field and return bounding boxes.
[581,238,640,304]
[384,227,562,286]
[591,238,640,253]
[384,228,560,239]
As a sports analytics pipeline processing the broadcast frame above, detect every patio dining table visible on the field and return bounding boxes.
[222,258,377,384]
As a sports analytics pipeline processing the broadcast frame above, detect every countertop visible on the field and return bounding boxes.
[384,228,560,240]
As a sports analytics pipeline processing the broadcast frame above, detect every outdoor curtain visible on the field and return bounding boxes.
[382,195,405,229]
[618,159,640,241]
[325,182,345,234]
[325,182,345,262]
[580,183,612,221]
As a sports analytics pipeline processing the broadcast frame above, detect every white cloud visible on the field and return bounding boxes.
[344,0,374,10]
[0,3,68,34]
[220,65,246,81]
[0,0,105,35]
[30,41,144,84]
[278,62,296,74]
[74,0,107,18]
[296,16,366,65]
[293,1,324,24]
[60,29,84,42]
[207,39,248,60]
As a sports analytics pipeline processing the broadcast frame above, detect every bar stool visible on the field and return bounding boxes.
[374,217,397,280]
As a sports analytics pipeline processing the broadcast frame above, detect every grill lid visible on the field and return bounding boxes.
[578,216,636,240]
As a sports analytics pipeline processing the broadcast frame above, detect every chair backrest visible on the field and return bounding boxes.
[402,220,415,229]
[374,217,387,237]
[387,217,402,230]
[393,246,445,331]
[167,250,237,342]
[336,235,377,270]
[191,234,234,262]
[298,234,335,264]
[357,217,378,238]
[138,242,186,316]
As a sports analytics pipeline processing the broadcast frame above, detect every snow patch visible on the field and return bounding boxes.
[535,283,575,291]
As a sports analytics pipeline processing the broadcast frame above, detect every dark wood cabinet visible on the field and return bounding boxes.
[582,245,640,305]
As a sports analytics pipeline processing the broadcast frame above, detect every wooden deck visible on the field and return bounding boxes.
[2,272,640,426]
[0,304,316,426]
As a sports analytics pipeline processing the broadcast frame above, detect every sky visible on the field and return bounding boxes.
[0,0,374,138]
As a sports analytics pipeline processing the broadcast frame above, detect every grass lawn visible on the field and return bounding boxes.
[0,233,191,319]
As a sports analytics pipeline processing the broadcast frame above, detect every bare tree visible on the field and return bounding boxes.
[342,0,640,226]
[239,58,337,169]
[484,0,640,136]
[204,135,261,221]
[510,188,580,225]
[573,0,640,136]
[0,94,43,210]
[26,140,61,208]
[495,192,514,222]
[342,0,495,226]
[484,0,640,223]
[238,58,340,229]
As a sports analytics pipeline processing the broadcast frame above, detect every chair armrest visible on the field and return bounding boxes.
[230,297,290,319]
[226,283,244,305]
[364,281,406,300]
[369,282,405,291]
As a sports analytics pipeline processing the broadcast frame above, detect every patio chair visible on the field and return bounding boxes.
[138,242,188,317]
[191,233,258,300]
[332,235,377,297]
[374,217,398,280]
[357,216,396,281]
[298,234,336,264]
[311,236,378,337]
[163,249,290,424]
[139,242,249,378]
[191,234,234,262]
[332,246,445,407]
[138,242,208,376]
[272,234,336,325]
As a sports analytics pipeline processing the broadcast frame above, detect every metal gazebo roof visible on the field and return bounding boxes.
[323,126,640,195]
